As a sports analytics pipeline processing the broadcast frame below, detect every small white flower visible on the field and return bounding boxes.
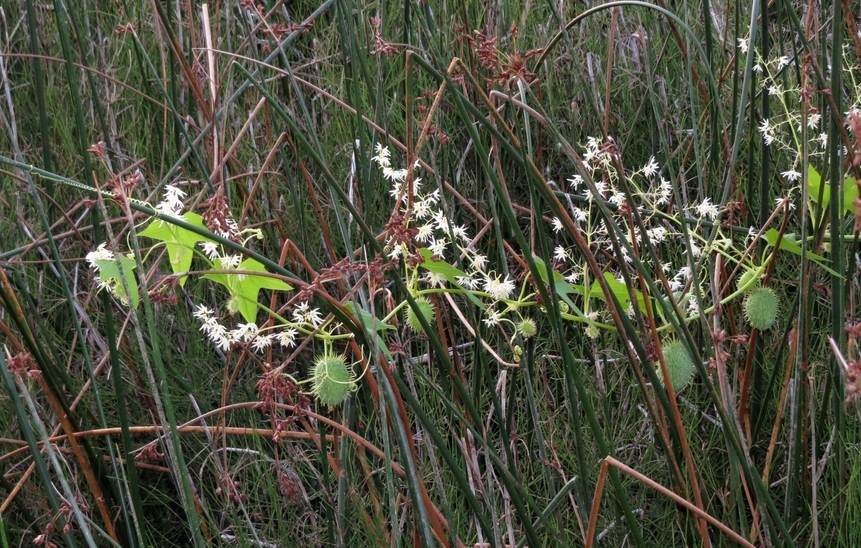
[694,198,720,220]
[554,245,568,262]
[276,328,298,348]
[776,56,790,71]
[470,253,488,272]
[252,334,273,352]
[572,207,587,223]
[567,175,584,189]
[642,156,659,178]
[428,237,448,258]
[86,243,114,267]
[233,323,259,342]
[647,226,667,243]
[483,274,515,301]
[768,84,782,97]
[737,37,749,54]
[373,144,391,167]
[416,224,434,243]
[808,113,821,129]
[200,241,220,260]
[450,225,470,244]
[156,184,186,216]
[456,276,480,290]
[781,170,801,182]
[483,308,502,327]
[552,217,564,233]
[423,271,446,288]
[219,255,242,269]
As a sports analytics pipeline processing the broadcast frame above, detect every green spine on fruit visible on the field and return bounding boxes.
[311,354,355,406]
[405,297,434,332]
[744,287,778,330]
[658,340,695,392]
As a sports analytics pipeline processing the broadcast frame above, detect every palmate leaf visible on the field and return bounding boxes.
[139,212,208,286]
[95,254,139,308]
[203,258,293,323]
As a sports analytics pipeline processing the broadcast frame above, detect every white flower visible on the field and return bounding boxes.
[470,253,488,272]
[737,37,749,54]
[292,303,325,327]
[483,274,515,301]
[428,237,447,258]
[483,308,502,327]
[694,198,720,220]
[423,271,446,287]
[554,245,568,262]
[781,170,801,182]
[86,243,114,267]
[276,328,298,348]
[776,56,790,71]
[252,334,273,352]
[567,175,584,189]
[193,304,214,322]
[456,276,480,290]
[450,225,470,244]
[200,241,220,260]
[552,217,563,233]
[677,266,693,280]
[690,242,702,258]
[416,224,434,243]
[219,254,242,269]
[156,184,186,216]
[768,84,782,96]
[647,226,667,243]
[642,156,659,178]
[388,242,407,260]
[372,144,391,168]
[572,207,587,223]
[808,113,821,129]
[233,323,259,342]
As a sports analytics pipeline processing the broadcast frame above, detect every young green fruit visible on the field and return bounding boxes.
[744,287,778,331]
[405,297,435,333]
[657,340,695,392]
[311,354,355,406]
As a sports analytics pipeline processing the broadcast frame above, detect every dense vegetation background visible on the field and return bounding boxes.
[0,0,860,546]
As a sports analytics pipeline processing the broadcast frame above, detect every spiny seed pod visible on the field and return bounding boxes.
[744,287,779,331]
[311,354,355,406]
[657,340,695,392]
[405,297,434,333]
[517,318,537,338]
[736,269,760,291]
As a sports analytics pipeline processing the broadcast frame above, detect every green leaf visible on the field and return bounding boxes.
[203,258,293,323]
[762,229,841,277]
[139,212,209,286]
[95,254,139,308]
[806,165,857,217]
[344,302,393,359]
[579,272,648,312]
[418,248,483,308]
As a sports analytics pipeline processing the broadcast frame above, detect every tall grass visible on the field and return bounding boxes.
[0,0,859,546]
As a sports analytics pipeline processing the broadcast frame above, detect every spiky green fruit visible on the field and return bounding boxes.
[736,269,760,292]
[405,297,434,333]
[311,354,355,406]
[657,340,695,392]
[744,287,778,331]
[517,318,537,338]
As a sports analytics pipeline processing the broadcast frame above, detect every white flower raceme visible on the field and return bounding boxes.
[155,184,186,216]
